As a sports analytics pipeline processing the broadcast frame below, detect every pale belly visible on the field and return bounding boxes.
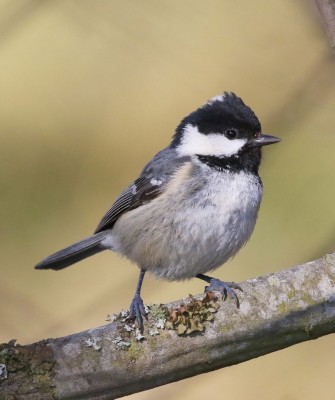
[109,169,262,280]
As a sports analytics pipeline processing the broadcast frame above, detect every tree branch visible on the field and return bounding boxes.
[1,253,335,399]
[315,0,335,49]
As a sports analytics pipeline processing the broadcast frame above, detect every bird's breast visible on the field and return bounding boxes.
[111,162,263,280]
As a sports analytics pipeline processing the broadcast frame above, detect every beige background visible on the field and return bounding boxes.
[1,1,335,399]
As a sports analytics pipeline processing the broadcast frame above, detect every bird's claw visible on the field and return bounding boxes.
[205,279,243,308]
[128,293,148,332]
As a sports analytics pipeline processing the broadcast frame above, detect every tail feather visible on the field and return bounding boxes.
[35,232,108,271]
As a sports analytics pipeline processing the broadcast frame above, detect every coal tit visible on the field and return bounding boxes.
[35,92,280,331]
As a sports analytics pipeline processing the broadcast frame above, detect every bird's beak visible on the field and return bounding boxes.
[248,134,281,148]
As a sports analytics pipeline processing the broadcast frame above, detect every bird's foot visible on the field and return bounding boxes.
[204,279,243,308]
[128,293,148,332]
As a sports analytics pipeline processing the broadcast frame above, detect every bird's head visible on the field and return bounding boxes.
[171,92,280,172]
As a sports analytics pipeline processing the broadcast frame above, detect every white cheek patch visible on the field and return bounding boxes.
[177,124,247,157]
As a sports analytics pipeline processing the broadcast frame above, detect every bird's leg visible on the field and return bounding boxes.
[129,269,147,332]
[196,273,243,308]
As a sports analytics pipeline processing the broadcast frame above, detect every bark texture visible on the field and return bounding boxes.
[1,253,335,399]
[315,0,335,48]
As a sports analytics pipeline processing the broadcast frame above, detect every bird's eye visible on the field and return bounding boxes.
[226,129,238,140]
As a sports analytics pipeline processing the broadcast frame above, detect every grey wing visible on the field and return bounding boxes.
[94,176,163,233]
[94,147,189,233]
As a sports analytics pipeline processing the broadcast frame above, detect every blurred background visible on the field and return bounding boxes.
[1,0,335,399]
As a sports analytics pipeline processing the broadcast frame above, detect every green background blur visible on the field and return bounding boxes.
[1,1,335,399]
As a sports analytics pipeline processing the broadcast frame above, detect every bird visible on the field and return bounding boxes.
[35,92,280,331]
